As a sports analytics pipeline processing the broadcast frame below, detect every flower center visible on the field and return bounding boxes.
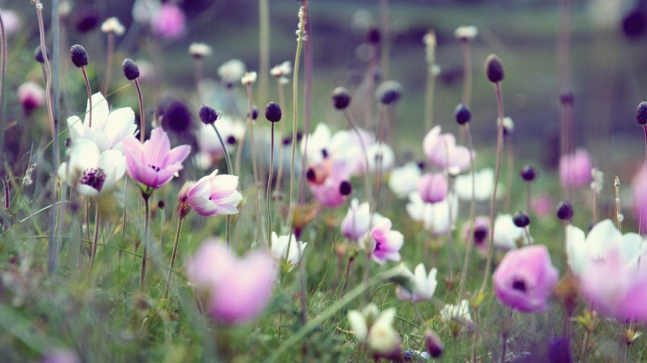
[148,164,161,172]
[80,168,107,192]
[512,277,527,292]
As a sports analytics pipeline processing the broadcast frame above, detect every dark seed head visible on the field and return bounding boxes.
[454,103,471,125]
[367,27,381,44]
[376,80,403,105]
[122,59,140,80]
[227,135,237,144]
[158,97,194,134]
[199,105,219,125]
[306,168,316,182]
[157,201,165,209]
[623,8,647,39]
[74,5,100,34]
[248,106,258,120]
[556,201,574,221]
[637,102,647,125]
[339,181,352,196]
[559,89,574,105]
[265,102,282,122]
[34,46,46,63]
[485,54,504,83]
[520,165,537,182]
[513,212,530,228]
[70,44,89,68]
[331,87,351,110]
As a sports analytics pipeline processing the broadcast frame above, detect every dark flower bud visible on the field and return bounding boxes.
[157,201,165,209]
[332,87,351,110]
[34,46,46,63]
[70,44,89,68]
[265,102,282,122]
[520,165,537,182]
[306,168,316,182]
[485,54,504,83]
[122,59,140,81]
[199,105,219,125]
[513,212,530,228]
[556,201,574,221]
[74,5,100,34]
[424,330,443,359]
[455,103,471,125]
[248,106,258,120]
[637,102,647,125]
[375,80,403,105]
[339,181,352,196]
[623,8,647,39]
[227,135,237,144]
[367,27,381,44]
[158,97,193,134]
[559,89,574,105]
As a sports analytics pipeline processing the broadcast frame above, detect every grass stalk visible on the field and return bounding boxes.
[164,215,184,299]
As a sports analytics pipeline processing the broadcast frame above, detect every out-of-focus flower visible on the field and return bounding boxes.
[395,263,438,302]
[388,162,422,199]
[271,232,307,267]
[440,300,473,330]
[406,192,458,235]
[122,127,190,190]
[455,168,494,201]
[186,170,242,216]
[41,348,80,363]
[417,172,447,204]
[454,25,478,41]
[218,59,246,86]
[365,142,395,173]
[189,42,212,58]
[132,0,160,24]
[241,71,258,86]
[186,241,276,324]
[493,245,559,313]
[101,17,125,35]
[17,81,45,115]
[461,216,490,254]
[341,199,386,242]
[150,2,186,40]
[57,139,126,197]
[348,304,402,360]
[0,9,21,37]
[423,125,473,174]
[360,217,403,264]
[195,117,245,169]
[531,193,554,218]
[559,148,592,189]
[67,92,137,152]
[632,166,647,229]
[270,61,291,84]
[493,214,531,250]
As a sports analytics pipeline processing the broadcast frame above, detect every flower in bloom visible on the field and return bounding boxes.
[0,9,21,37]
[559,148,592,189]
[218,59,246,86]
[271,232,307,266]
[454,25,478,41]
[395,263,438,302]
[492,245,559,313]
[493,214,531,250]
[440,300,473,330]
[17,81,45,115]
[360,217,403,264]
[423,125,473,173]
[122,127,191,189]
[185,240,277,324]
[417,172,447,204]
[388,161,422,199]
[460,216,490,255]
[307,159,351,208]
[67,92,137,152]
[340,199,386,241]
[150,2,186,40]
[195,117,245,169]
[186,170,242,216]
[454,168,494,202]
[365,142,395,173]
[101,17,125,35]
[406,191,458,235]
[348,304,402,360]
[57,139,126,197]
[632,166,647,229]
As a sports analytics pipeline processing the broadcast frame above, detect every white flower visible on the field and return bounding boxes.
[196,116,245,169]
[591,168,604,195]
[493,214,531,250]
[218,59,246,85]
[341,198,387,241]
[454,168,494,201]
[300,123,332,165]
[388,162,422,199]
[406,192,458,235]
[67,92,137,153]
[189,42,212,58]
[270,61,292,78]
[348,305,401,358]
[502,117,514,133]
[58,139,126,197]
[271,232,307,266]
[395,263,438,302]
[454,26,478,41]
[365,142,395,173]
[440,300,473,329]
[101,17,126,35]
[241,71,257,86]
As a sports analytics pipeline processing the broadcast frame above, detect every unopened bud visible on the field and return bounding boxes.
[637,101,647,125]
[454,103,471,125]
[198,105,219,125]
[513,211,530,228]
[70,44,89,68]
[556,201,574,221]
[424,330,443,358]
[332,87,351,110]
[485,54,504,83]
[122,58,140,81]
[265,102,282,122]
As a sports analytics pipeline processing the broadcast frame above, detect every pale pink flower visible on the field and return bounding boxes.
[186,170,242,216]
[17,81,45,114]
[186,241,277,324]
[406,192,458,235]
[531,193,553,218]
[417,172,447,203]
[632,165,647,229]
[150,2,186,40]
[361,218,403,264]
[0,9,21,36]
[559,148,592,189]
[307,159,351,207]
[493,245,559,313]
[340,199,387,241]
[122,127,190,189]
[423,125,473,173]
[461,216,490,254]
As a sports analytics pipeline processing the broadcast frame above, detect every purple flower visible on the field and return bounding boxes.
[361,218,404,264]
[186,170,243,216]
[493,245,559,313]
[417,172,447,203]
[186,241,277,324]
[150,3,186,40]
[17,81,45,114]
[123,127,191,189]
[559,148,592,189]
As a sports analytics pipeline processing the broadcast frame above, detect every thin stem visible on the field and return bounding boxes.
[193,58,203,104]
[480,81,505,294]
[424,31,436,131]
[460,40,473,107]
[81,67,92,127]
[274,79,286,199]
[340,256,354,297]
[164,215,184,299]
[267,123,275,246]
[90,201,100,267]
[413,303,426,327]
[0,11,6,174]
[342,109,371,203]
[615,176,622,231]
[140,193,151,291]
[505,134,513,213]
[641,125,647,235]
[457,124,476,304]
[581,331,589,363]
[134,79,145,143]
[500,332,508,363]
[210,123,232,246]
[526,182,532,215]
[471,309,479,363]
[102,32,114,96]
[245,83,261,241]
[258,0,270,107]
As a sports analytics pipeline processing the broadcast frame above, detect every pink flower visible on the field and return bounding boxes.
[186,241,277,324]
[423,125,473,173]
[361,218,404,264]
[186,170,243,216]
[559,148,592,189]
[461,216,490,255]
[417,172,447,203]
[531,193,553,218]
[307,159,351,207]
[632,166,647,228]
[340,199,387,241]
[123,127,191,189]
[150,3,186,40]
[493,245,559,313]
[17,81,45,114]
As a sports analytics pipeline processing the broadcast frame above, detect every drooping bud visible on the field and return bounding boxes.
[454,103,471,125]
[199,105,219,125]
[637,101,647,125]
[332,87,351,110]
[424,330,443,358]
[556,201,574,221]
[513,211,530,228]
[485,54,504,83]
[265,102,282,122]
[520,165,537,182]
[34,46,46,63]
[122,58,140,80]
[70,44,89,68]
[375,80,403,105]
[248,106,259,120]
[367,27,381,44]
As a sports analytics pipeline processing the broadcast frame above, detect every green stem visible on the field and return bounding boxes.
[210,123,233,246]
[457,124,476,304]
[245,84,261,242]
[134,79,145,143]
[140,193,151,290]
[267,123,275,246]
[164,215,184,299]
[90,201,100,267]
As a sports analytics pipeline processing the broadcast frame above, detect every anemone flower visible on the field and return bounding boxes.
[307,159,351,207]
[493,214,531,249]
[348,304,402,360]
[406,191,458,235]
[388,162,422,199]
[340,199,387,241]
[271,232,307,267]
[186,170,242,216]
[454,168,494,201]
[195,117,245,169]
[460,216,490,255]
[417,172,447,204]
[185,240,276,324]
[395,263,438,302]
[122,127,190,190]
[57,139,126,197]
[17,81,45,115]
[360,217,403,264]
[493,245,559,313]
[423,125,473,173]
[150,2,186,40]
[67,92,138,152]
[559,148,592,189]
